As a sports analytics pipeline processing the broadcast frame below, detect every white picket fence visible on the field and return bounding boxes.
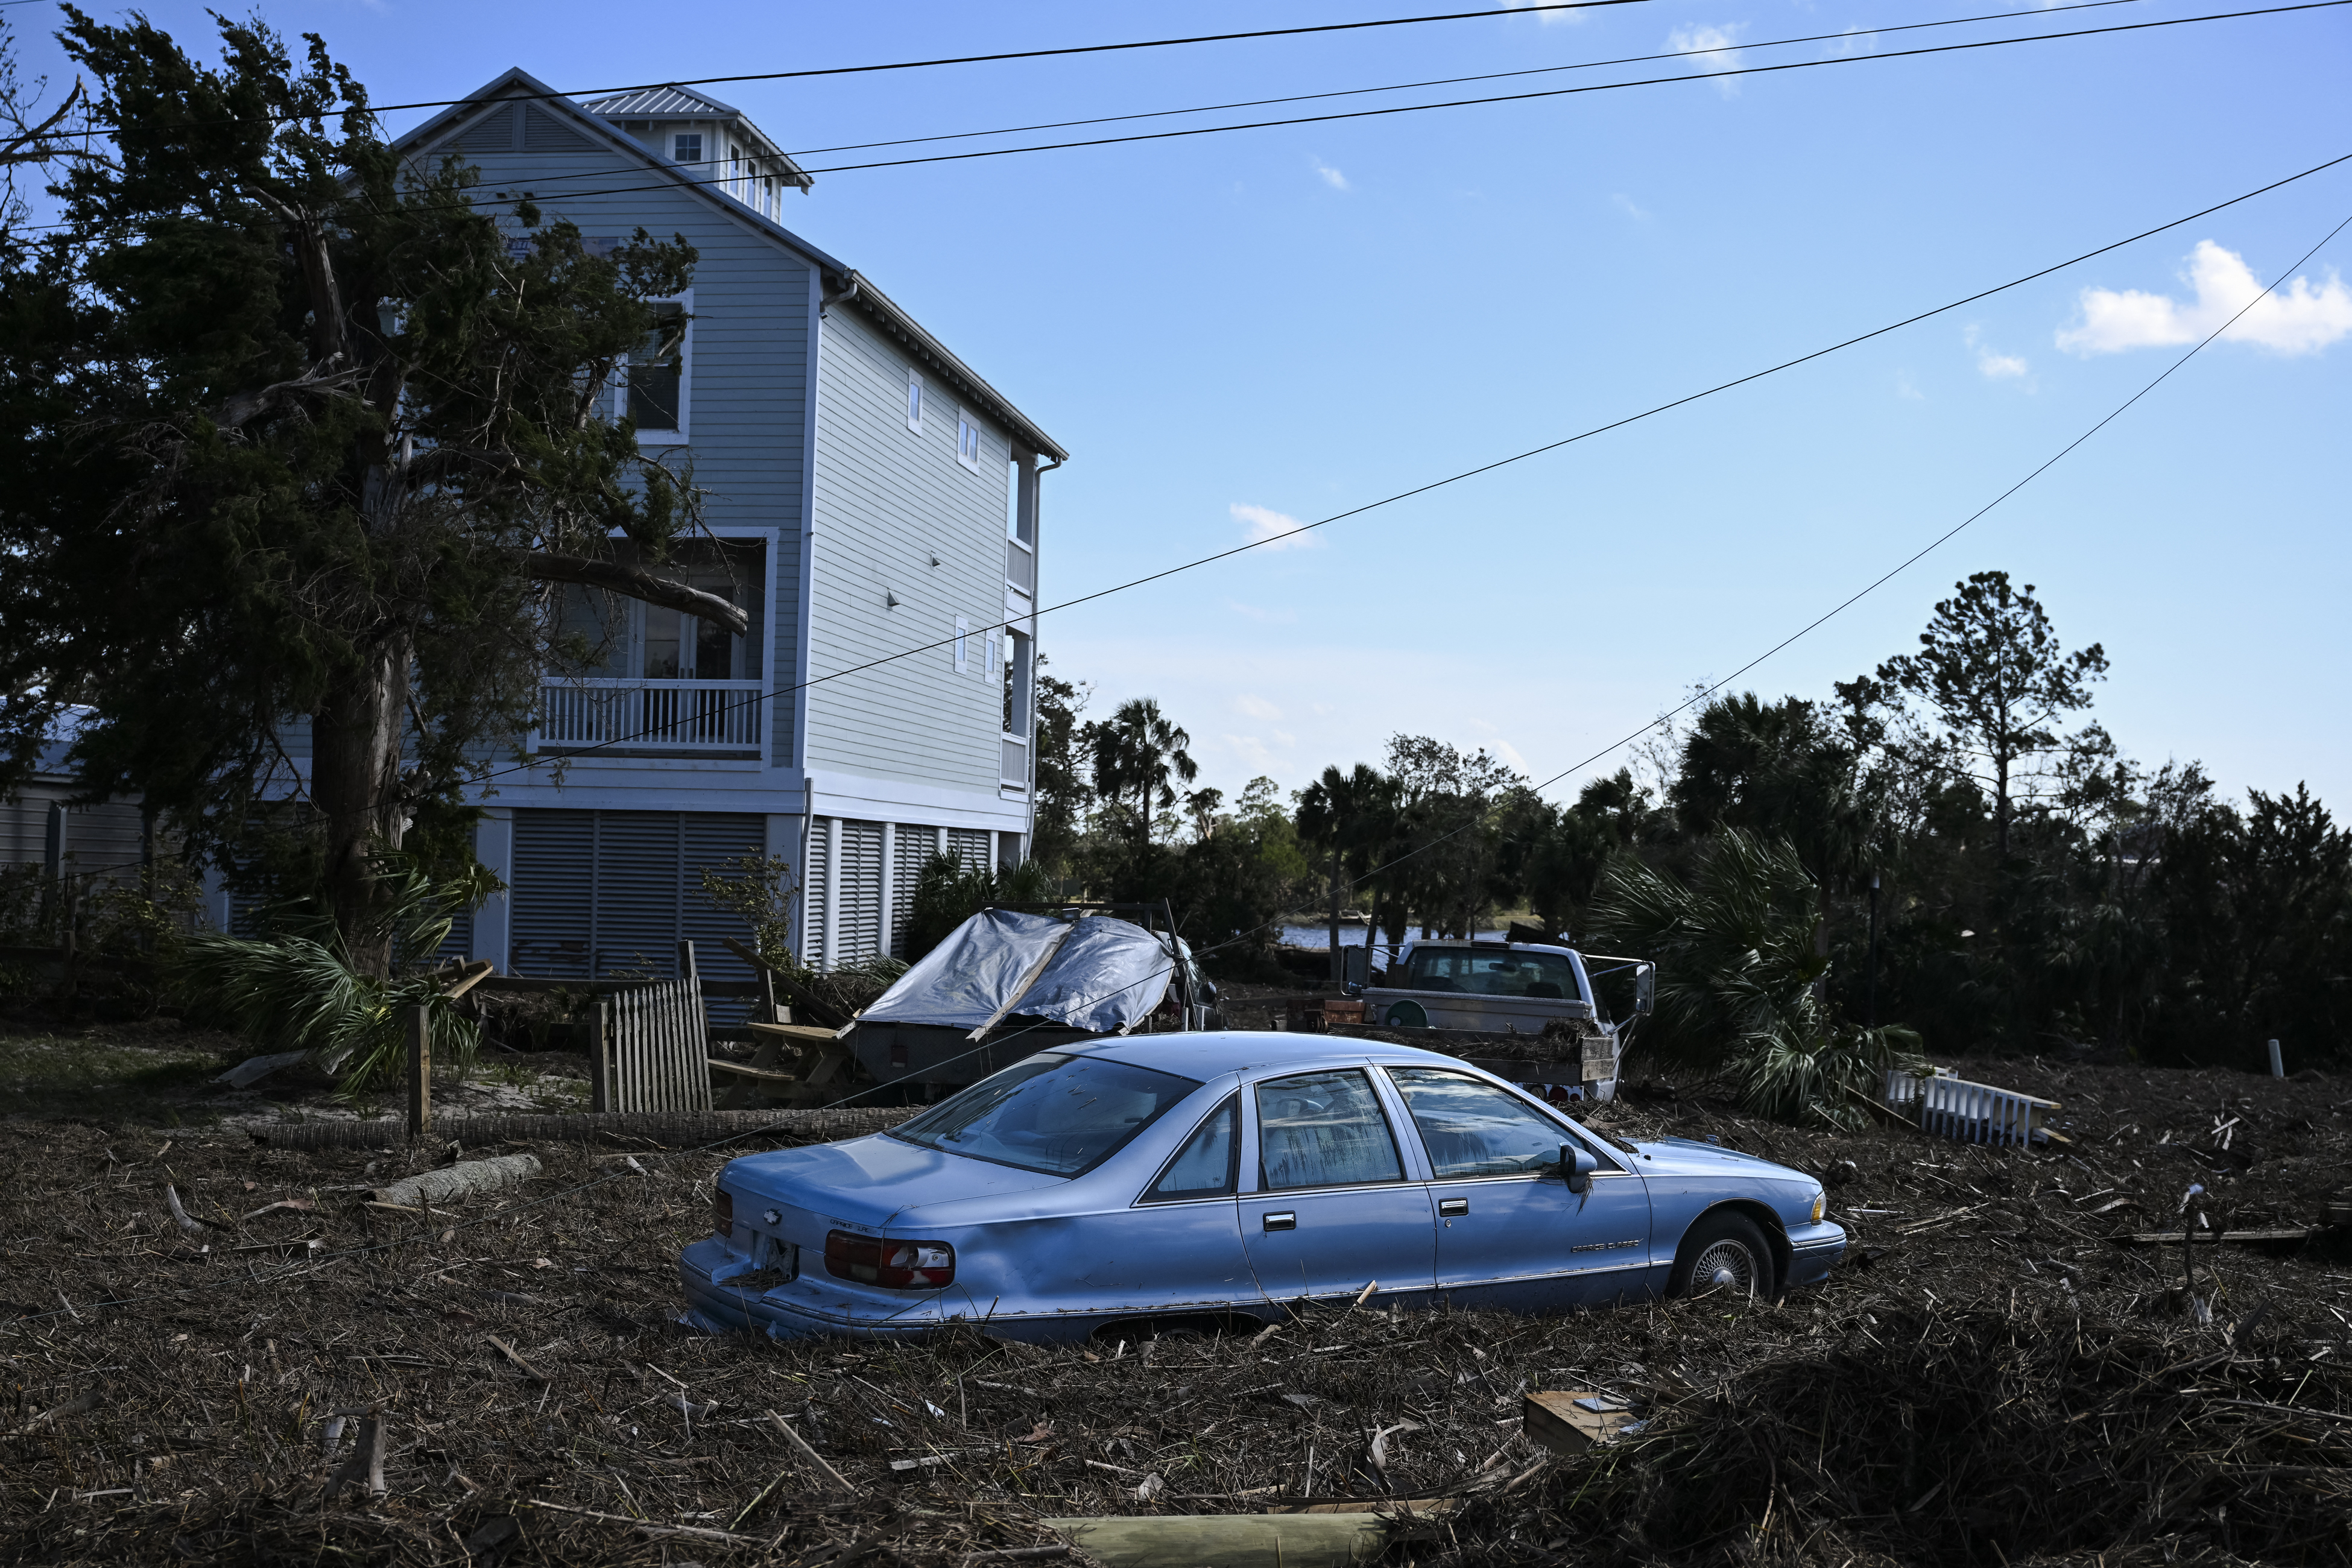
[592,941,715,1114]
[1883,1067,2059,1148]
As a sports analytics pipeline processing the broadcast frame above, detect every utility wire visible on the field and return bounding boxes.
[781,0,2150,157]
[445,147,2347,795]
[17,189,2342,1332]
[6,2,2328,238]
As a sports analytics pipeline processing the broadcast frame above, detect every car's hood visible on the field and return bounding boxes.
[723,1133,1069,1228]
[1633,1136,1810,1183]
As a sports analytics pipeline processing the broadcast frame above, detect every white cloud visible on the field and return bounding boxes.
[1965,324,2029,381]
[2057,241,2352,357]
[1827,27,1877,57]
[1232,502,1323,551]
[1895,371,1925,401]
[1502,0,1588,25]
[1312,159,1350,191]
[1669,24,1745,96]
[1610,192,1651,222]
[1234,694,1283,721]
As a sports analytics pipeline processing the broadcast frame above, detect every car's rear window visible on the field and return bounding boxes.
[1404,947,1582,1001]
[888,1053,1204,1177]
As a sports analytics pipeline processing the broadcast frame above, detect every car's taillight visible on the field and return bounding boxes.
[824,1229,955,1289]
[713,1189,735,1239]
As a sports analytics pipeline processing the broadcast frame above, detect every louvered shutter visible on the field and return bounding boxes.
[592,812,687,978]
[837,821,884,962]
[683,813,767,1022]
[948,827,992,874]
[890,826,932,956]
[803,817,831,967]
[511,809,596,977]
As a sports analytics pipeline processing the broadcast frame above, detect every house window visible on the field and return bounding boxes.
[905,370,924,433]
[626,300,689,437]
[954,616,969,673]
[672,132,703,163]
[956,410,984,472]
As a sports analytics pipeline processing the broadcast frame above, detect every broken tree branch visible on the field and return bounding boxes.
[516,552,748,634]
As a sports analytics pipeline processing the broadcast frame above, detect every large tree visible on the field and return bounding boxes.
[1084,697,1197,844]
[1876,572,2107,856]
[1296,761,1398,979]
[0,15,742,972]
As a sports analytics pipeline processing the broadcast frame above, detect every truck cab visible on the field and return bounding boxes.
[1364,940,1601,1035]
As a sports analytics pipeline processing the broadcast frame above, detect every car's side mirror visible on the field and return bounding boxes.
[1560,1144,1596,1195]
[1633,964,1655,1018]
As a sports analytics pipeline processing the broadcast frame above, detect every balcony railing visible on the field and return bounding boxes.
[1001,733,1029,789]
[1005,538,1035,596]
[536,678,767,754]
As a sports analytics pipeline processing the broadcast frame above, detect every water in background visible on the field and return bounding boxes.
[1279,924,1514,950]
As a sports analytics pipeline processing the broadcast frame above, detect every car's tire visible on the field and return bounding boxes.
[1668,1210,1775,1299]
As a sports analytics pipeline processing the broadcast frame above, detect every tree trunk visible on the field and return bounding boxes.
[1994,750,2011,856]
[1328,846,1342,984]
[310,634,413,978]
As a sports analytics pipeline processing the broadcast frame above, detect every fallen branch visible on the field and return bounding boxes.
[767,1408,858,1494]
[371,1153,542,1209]
[526,1499,766,1547]
[324,1405,387,1500]
[486,1335,549,1382]
[12,1388,103,1437]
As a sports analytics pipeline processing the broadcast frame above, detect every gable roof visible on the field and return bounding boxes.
[393,69,1067,462]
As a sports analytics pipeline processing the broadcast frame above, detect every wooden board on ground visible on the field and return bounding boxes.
[2110,1227,2316,1249]
[745,1022,844,1047]
[1524,1389,1640,1454]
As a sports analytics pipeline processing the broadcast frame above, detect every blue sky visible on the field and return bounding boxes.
[14,0,2351,810]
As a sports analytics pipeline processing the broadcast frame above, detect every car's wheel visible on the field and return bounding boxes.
[1669,1210,1775,1298]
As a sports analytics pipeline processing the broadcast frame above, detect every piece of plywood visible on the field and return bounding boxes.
[745,1022,844,1048]
[1524,1389,1639,1455]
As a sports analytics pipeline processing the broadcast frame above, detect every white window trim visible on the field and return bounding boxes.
[616,287,694,447]
[955,408,985,474]
[953,616,970,673]
[905,367,925,434]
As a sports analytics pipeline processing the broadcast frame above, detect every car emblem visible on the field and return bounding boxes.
[763,1209,782,1225]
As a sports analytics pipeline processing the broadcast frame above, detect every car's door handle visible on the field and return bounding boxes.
[1438,1198,1469,1217]
[1262,1212,1296,1232]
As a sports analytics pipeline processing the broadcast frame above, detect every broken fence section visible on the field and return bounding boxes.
[1883,1068,2060,1148]
[592,940,715,1114]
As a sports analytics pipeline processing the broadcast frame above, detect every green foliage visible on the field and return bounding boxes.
[0,14,704,972]
[1028,661,1090,876]
[902,852,1054,963]
[695,854,801,972]
[1083,698,1198,844]
[1593,829,1923,1126]
[170,855,482,1096]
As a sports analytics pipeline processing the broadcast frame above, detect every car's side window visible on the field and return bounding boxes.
[1256,1070,1405,1190]
[1142,1096,1239,1202]
[1386,1067,1613,1178]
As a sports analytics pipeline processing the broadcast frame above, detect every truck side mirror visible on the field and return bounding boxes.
[1342,944,1370,991]
[1633,964,1655,1018]
[1560,1144,1596,1195]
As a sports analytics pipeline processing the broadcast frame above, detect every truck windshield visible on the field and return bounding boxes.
[888,1053,1203,1177]
[1404,947,1582,1001]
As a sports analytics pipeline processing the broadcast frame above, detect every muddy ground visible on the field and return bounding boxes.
[2,1042,2348,1567]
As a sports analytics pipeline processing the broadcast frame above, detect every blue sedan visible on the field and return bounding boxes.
[680,1034,1843,1342]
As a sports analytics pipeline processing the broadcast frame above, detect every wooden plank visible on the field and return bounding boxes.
[708,1058,804,1084]
[746,1022,842,1047]
[1524,1390,1639,1455]
[2110,1228,2315,1248]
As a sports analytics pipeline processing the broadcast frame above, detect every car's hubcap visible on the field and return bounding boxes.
[1692,1239,1757,1295]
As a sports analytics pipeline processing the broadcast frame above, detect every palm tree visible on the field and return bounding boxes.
[1087,697,1198,843]
[1297,762,1400,981]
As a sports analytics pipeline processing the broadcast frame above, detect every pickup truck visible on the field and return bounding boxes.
[1359,938,1653,1089]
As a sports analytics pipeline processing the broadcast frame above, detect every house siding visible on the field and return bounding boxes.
[807,305,1013,793]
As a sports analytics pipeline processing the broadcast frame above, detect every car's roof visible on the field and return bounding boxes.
[1060,1029,1472,1083]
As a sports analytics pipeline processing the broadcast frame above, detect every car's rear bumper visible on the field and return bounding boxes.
[678,1238,1098,1343]
[1784,1220,1847,1288]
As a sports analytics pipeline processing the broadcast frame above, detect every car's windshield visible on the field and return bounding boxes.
[1403,947,1582,1001]
[887,1053,1204,1177]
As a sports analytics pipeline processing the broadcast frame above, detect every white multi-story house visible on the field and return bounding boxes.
[374,69,1066,983]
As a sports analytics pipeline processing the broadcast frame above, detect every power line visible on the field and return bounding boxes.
[783,0,2152,158]
[299,146,2348,813]
[21,203,2341,1336]
[5,1,2330,239]
[12,200,2346,1335]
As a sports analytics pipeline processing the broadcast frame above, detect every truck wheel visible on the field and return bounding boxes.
[1384,1000,1429,1029]
[1669,1210,1774,1298]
